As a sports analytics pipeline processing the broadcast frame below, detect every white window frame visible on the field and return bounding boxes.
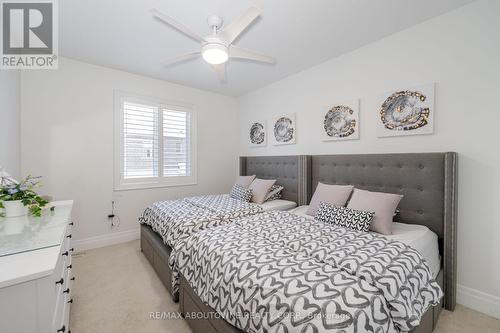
[114,91,197,191]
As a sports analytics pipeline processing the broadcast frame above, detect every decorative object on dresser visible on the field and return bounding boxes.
[272,113,296,145]
[377,83,435,137]
[0,201,74,333]
[248,120,266,147]
[322,99,360,141]
[0,174,48,218]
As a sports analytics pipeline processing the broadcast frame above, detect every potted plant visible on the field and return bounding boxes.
[0,175,49,218]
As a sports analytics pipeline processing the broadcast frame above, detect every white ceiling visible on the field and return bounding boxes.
[60,0,473,96]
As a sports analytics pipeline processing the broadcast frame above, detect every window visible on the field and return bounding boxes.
[114,92,196,190]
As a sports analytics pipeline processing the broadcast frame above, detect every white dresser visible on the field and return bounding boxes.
[0,201,74,333]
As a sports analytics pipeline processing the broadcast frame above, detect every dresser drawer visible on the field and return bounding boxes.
[53,250,69,292]
[52,257,73,332]
[53,283,72,333]
[64,226,73,252]
[51,232,73,330]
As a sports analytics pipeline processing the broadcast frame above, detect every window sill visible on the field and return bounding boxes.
[114,179,197,191]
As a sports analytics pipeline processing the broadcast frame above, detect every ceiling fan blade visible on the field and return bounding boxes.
[151,8,205,43]
[230,46,276,64]
[220,7,260,43]
[164,52,200,67]
[211,63,226,82]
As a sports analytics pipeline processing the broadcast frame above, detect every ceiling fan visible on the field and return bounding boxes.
[151,7,276,81]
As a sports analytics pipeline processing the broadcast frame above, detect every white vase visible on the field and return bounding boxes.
[3,200,28,217]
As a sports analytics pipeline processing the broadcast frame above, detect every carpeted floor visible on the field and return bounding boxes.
[70,240,500,333]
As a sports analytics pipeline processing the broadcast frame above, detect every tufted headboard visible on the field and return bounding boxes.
[239,156,309,205]
[310,152,458,311]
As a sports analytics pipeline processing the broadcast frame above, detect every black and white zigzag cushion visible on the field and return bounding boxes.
[314,202,374,232]
[229,184,253,202]
[264,184,284,202]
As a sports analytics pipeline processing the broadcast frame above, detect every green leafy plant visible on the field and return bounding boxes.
[0,175,49,217]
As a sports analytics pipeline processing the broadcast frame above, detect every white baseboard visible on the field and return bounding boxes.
[457,284,500,319]
[73,228,140,252]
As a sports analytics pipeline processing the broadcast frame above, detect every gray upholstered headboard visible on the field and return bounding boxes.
[310,152,457,311]
[239,156,309,205]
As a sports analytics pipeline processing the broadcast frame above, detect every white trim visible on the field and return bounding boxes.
[457,284,500,319]
[73,228,140,252]
[113,90,198,191]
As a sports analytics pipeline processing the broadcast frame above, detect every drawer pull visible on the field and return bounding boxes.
[55,278,64,285]
[67,264,72,269]
[63,288,70,294]
[57,325,66,332]
[67,298,74,304]
[70,277,76,281]
[62,251,69,256]
[69,248,75,252]
[67,234,72,239]
[69,222,74,226]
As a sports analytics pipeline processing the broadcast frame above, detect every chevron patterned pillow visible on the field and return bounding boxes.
[314,202,375,232]
[264,184,284,202]
[229,184,253,202]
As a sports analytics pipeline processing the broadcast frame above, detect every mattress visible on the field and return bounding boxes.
[290,205,441,278]
[259,199,297,211]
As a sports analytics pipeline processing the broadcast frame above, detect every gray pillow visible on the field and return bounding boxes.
[306,183,354,216]
[347,188,403,235]
[248,178,276,204]
[234,175,256,188]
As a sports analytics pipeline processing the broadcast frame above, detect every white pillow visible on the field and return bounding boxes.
[347,189,403,235]
[234,175,256,188]
[306,183,354,216]
[248,178,276,204]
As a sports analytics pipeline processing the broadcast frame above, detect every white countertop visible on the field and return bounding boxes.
[0,200,73,288]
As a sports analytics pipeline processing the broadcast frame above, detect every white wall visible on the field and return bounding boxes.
[0,71,21,178]
[238,0,500,318]
[21,57,239,247]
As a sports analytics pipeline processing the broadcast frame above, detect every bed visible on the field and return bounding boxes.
[140,155,309,299]
[177,152,457,333]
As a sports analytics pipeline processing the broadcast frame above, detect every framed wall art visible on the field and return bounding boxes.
[248,120,266,147]
[377,83,435,137]
[322,99,359,141]
[272,114,296,145]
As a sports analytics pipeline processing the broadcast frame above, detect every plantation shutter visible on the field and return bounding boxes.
[163,109,191,177]
[122,102,159,179]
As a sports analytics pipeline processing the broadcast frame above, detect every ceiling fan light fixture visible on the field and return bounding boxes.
[202,43,228,65]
